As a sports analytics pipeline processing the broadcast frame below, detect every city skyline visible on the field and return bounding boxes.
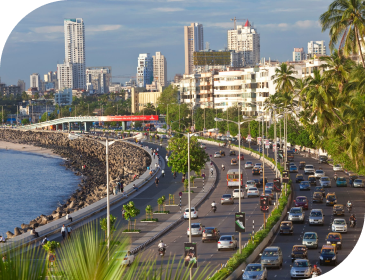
[0,0,333,87]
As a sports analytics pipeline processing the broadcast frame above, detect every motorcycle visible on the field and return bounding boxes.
[312,271,319,278]
[347,205,352,212]
[212,205,217,213]
[158,247,166,257]
[222,166,225,171]
[350,220,356,228]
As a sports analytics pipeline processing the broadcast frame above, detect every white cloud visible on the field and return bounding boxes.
[31,26,63,33]
[87,25,122,32]
[295,20,320,29]
[204,22,233,29]
[152,7,185,12]
[259,20,320,31]
[272,8,301,13]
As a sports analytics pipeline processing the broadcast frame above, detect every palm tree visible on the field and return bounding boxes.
[271,63,297,92]
[319,0,365,67]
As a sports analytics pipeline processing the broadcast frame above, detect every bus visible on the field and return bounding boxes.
[287,150,294,162]
[227,169,243,188]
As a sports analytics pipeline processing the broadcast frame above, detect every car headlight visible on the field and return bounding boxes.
[319,256,323,260]
[310,219,314,222]
[337,242,341,244]
[332,256,336,260]
[242,274,248,279]
[288,216,292,220]
[327,241,331,244]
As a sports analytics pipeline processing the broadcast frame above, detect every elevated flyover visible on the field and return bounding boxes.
[19,115,159,131]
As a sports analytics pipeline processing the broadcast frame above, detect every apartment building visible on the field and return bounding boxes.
[86,66,112,94]
[307,41,326,58]
[137,53,153,88]
[184,23,204,74]
[30,73,40,90]
[293,48,306,62]
[153,52,167,87]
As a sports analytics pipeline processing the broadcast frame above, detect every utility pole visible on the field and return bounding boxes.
[179,104,181,131]
[167,104,169,134]
[204,107,205,129]
[16,105,18,126]
[1,105,3,126]
[274,109,278,177]
[88,104,89,116]
[117,104,118,115]
[262,112,265,191]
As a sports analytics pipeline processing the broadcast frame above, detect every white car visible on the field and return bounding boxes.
[245,161,253,169]
[214,152,221,158]
[247,187,259,197]
[184,207,198,219]
[200,143,206,149]
[187,222,203,237]
[331,219,347,233]
[217,235,238,251]
[115,250,135,266]
[314,170,325,178]
[304,165,315,175]
[232,189,244,198]
[333,164,342,172]
[245,180,257,191]
[254,163,262,169]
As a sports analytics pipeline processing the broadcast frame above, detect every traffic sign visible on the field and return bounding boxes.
[247,134,252,142]
[265,139,270,149]
[49,254,55,262]
[203,128,207,133]
[179,191,183,197]
[257,137,262,144]
[227,131,230,137]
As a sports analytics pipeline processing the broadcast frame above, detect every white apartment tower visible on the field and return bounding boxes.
[58,18,86,90]
[137,53,153,88]
[308,41,326,57]
[227,20,260,66]
[30,73,40,90]
[184,23,204,75]
[153,52,167,87]
[293,48,306,62]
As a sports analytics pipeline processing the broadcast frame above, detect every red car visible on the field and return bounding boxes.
[237,154,244,160]
[294,196,309,210]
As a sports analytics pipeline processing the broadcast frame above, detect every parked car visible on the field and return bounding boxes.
[247,187,259,197]
[260,246,283,268]
[245,161,253,168]
[232,189,244,199]
[336,177,347,187]
[294,196,309,210]
[331,219,347,233]
[202,227,220,243]
[187,223,203,237]
[319,245,338,265]
[241,263,267,280]
[290,259,313,279]
[288,207,305,223]
[299,181,310,191]
[325,232,343,249]
[221,194,234,205]
[115,250,135,266]
[353,179,364,188]
[279,221,293,235]
[312,192,323,203]
[304,165,315,175]
[184,207,198,219]
[217,235,237,251]
[333,164,342,171]
[332,204,345,216]
[326,193,337,206]
[290,245,308,262]
[295,174,304,183]
[302,232,318,249]
[309,209,325,226]
[314,170,325,178]
[319,176,331,188]
[308,175,317,186]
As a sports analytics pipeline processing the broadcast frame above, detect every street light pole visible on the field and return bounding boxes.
[262,112,265,192]
[274,109,278,177]
[238,110,242,254]
[105,137,111,251]
[187,132,192,279]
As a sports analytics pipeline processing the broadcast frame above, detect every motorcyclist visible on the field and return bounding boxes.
[347,200,352,208]
[312,264,322,276]
[210,167,214,175]
[350,214,357,226]
[158,240,166,253]
[334,173,338,180]
[211,201,217,212]
[222,164,225,171]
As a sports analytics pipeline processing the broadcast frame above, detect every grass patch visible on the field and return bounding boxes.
[122,229,141,233]
[153,211,170,214]
[141,218,159,222]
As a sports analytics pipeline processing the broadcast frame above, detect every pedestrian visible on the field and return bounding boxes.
[66,213,73,222]
[173,171,177,179]
[67,225,72,239]
[41,235,48,245]
[162,169,165,177]
[157,147,159,152]
[121,208,125,218]
[153,153,156,159]
[147,166,150,171]
[133,184,138,191]
[157,164,160,169]
[155,163,158,168]
[113,185,117,195]
[155,177,159,187]
[149,170,153,176]
[0,235,6,243]
[61,224,67,240]
[182,174,185,183]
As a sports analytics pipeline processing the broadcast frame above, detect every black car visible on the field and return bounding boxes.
[312,192,323,203]
[279,221,293,235]
[295,175,304,183]
[291,245,308,262]
[319,245,337,266]
[258,178,268,188]
[252,168,260,175]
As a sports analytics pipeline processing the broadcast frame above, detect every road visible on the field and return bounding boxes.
[243,146,365,280]
[142,142,278,274]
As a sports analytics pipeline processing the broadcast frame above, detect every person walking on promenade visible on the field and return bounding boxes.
[182,174,185,183]
[121,208,125,218]
[67,225,72,239]
[155,177,159,187]
[66,213,72,222]
[120,182,124,193]
[162,169,165,177]
[155,163,158,169]
[61,224,67,240]
[173,171,177,179]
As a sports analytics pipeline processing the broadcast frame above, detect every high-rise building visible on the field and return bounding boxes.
[86,66,112,94]
[58,18,86,90]
[30,73,40,90]
[227,20,260,66]
[137,53,153,88]
[184,23,204,75]
[153,52,167,87]
[17,79,26,92]
[293,48,306,62]
[307,41,326,57]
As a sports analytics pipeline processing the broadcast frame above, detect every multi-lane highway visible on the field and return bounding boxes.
[142,142,278,273]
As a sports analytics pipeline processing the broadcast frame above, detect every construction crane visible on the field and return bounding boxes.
[231,17,246,30]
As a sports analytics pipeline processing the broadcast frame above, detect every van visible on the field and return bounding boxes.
[260,246,283,268]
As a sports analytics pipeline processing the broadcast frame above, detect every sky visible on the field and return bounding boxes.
[0,0,334,88]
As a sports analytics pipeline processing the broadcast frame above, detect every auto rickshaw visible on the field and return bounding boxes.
[291,245,308,262]
[229,150,236,156]
[219,150,225,157]
[230,158,237,165]
[299,161,306,170]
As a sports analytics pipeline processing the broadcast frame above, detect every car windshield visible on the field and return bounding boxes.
[266,183,273,186]
[314,193,322,197]
[309,177,316,181]
[306,165,314,169]
[296,197,307,202]
[191,224,200,228]
[304,233,316,239]
[328,234,340,240]
[205,229,215,234]
[310,211,322,217]
[263,250,278,256]
[293,246,306,252]
[297,176,303,179]
[334,205,342,209]
[321,177,330,182]
[265,190,272,194]
[222,195,231,198]
[315,187,323,191]
[301,182,309,186]
[247,181,255,185]
[338,178,346,182]
[290,208,302,213]
[249,188,257,191]
[185,208,195,212]
[220,236,232,241]
[328,195,336,200]
[246,265,262,271]
[256,163,262,167]
[334,220,345,225]
[281,222,291,226]
[354,179,362,183]
[316,170,324,174]
[322,249,335,255]
[294,260,310,267]
[246,162,252,165]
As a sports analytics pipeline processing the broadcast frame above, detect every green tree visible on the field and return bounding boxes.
[156,85,179,114]
[100,214,117,241]
[21,91,28,101]
[122,201,140,231]
[167,136,209,175]
[21,118,30,125]
[145,205,153,220]
[42,240,60,255]
[320,0,365,67]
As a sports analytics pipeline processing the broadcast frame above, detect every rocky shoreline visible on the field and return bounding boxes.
[0,129,151,239]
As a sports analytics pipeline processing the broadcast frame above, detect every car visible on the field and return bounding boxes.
[217,235,238,251]
[314,186,325,197]
[290,259,313,279]
[247,187,259,197]
[288,207,305,223]
[231,158,238,165]
[231,137,237,142]
[221,136,227,141]
[187,223,203,237]
[299,161,306,170]
[258,178,268,188]
[232,189,244,199]
[200,143,206,149]
[217,136,222,141]
[326,193,337,206]
[319,245,338,265]
[294,196,309,210]
[279,221,293,235]
[219,150,226,156]
[238,154,244,160]
[264,189,274,202]
[115,250,135,266]
[241,263,267,280]
[295,174,304,183]
[336,177,347,187]
[333,164,343,171]
[265,182,274,191]
[319,176,331,188]
[289,165,298,173]
[312,192,323,203]
[299,181,310,191]
[332,204,345,216]
[302,232,319,249]
[290,245,308,262]
[331,219,347,233]
[314,170,325,178]
[353,179,364,188]
[184,207,198,219]
[245,161,253,168]
[309,209,324,225]
[318,155,328,163]
[252,167,260,175]
[221,194,234,205]
[308,175,317,186]
[245,180,257,191]
[289,162,296,167]
[304,165,315,175]
[325,232,343,249]
[202,227,220,243]
[214,152,221,158]
[254,163,262,169]
[229,150,236,156]
[260,246,283,268]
